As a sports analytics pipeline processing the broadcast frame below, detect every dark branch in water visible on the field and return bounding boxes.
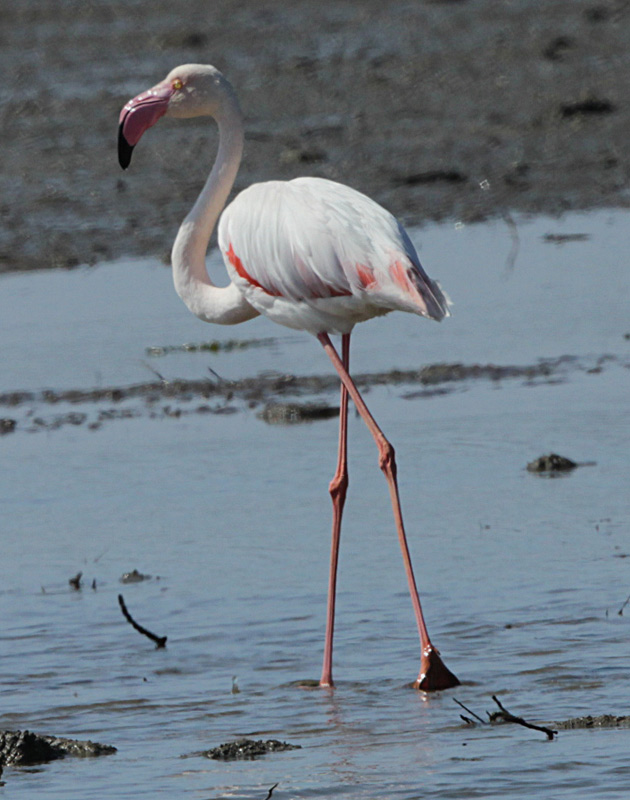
[489,695,557,740]
[454,697,488,725]
[118,594,167,648]
[264,783,279,800]
[617,593,630,616]
[140,360,169,385]
[455,696,557,740]
[208,367,227,383]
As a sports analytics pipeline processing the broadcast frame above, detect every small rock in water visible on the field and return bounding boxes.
[204,738,301,760]
[119,569,151,583]
[0,730,116,767]
[527,453,578,472]
[68,571,82,590]
[0,418,16,435]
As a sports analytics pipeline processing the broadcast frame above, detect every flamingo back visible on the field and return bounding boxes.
[218,177,449,335]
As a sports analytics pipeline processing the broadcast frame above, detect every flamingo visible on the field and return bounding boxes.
[118,64,459,691]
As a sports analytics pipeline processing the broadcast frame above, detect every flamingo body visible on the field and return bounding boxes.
[219,177,449,335]
[118,64,460,691]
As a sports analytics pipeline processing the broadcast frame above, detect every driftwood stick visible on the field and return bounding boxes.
[490,695,557,740]
[264,783,279,800]
[118,594,167,648]
[141,361,168,384]
[617,593,630,616]
[454,697,488,725]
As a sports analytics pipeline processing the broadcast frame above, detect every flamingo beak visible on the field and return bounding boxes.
[118,83,174,169]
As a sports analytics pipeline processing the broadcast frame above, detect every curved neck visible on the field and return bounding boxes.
[171,89,258,325]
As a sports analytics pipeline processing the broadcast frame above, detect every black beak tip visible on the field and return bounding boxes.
[118,122,134,170]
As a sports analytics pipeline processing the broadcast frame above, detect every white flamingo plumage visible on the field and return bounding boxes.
[118,64,459,691]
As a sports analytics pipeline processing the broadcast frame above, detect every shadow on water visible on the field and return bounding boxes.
[1,210,629,798]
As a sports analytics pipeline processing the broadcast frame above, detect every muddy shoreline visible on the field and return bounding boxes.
[0,352,624,435]
[3,0,629,273]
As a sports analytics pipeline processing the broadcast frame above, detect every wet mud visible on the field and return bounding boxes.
[526,453,579,472]
[0,353,624,435]
[555,715,630,730]
[119,569,153,584]
[0,419,16,435]
[0,730,116,768]
[3,0,630,273]
[258,402,340,425]
[204,739,301,761]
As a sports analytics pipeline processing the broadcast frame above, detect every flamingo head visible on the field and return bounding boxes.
[118,64,232,169]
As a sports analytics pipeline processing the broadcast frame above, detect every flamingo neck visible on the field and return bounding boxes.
[171,89,258,325]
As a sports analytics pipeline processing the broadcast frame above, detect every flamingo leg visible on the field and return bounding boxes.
[320,332,351,688]
[317,332,460,691]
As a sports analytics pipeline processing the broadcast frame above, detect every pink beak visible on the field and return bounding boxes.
[118,83,174,169]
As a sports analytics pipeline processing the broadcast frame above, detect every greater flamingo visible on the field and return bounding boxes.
[118,64,459,691]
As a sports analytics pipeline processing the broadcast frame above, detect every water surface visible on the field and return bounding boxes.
[1,210,629,798]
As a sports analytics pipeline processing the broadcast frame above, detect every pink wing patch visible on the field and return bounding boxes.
[226,243,281,296]
[226,242,351,301]
[355,263,378,290]
[389,261,412,291]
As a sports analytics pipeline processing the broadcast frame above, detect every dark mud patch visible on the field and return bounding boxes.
[68,571,83,590]
[0,730,116,768]
[560,95,616,118]
[203,738,301,761]
[555,715,630,730]
[527,453,578,472]
[3,1,630,273]
[0,418,16,435]
[119,568,152,583]
[0,353,624,435]
[258,401,340,425]
[146,337,277,357]
[542,232,590,245]
[527,453,598,474]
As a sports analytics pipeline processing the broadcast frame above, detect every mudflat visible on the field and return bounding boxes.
[3,0,628,272]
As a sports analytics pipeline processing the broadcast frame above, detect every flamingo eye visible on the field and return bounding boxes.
[172,78,183,90]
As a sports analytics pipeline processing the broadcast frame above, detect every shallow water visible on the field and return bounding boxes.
[1,209,629,798]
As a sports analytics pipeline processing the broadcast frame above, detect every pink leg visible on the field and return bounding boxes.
[320,333,351,688]
[317,333,459,691]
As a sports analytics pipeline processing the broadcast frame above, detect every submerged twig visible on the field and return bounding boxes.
[93,547,110,563]
[455,696,557,740]
[118,594,167,648]
[208,367,227,383]
[617,593,630,616]
[140,360,169,384]
[489,695,557,740]
[453,698,488,725]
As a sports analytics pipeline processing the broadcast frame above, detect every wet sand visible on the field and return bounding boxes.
[3,0,629,272]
